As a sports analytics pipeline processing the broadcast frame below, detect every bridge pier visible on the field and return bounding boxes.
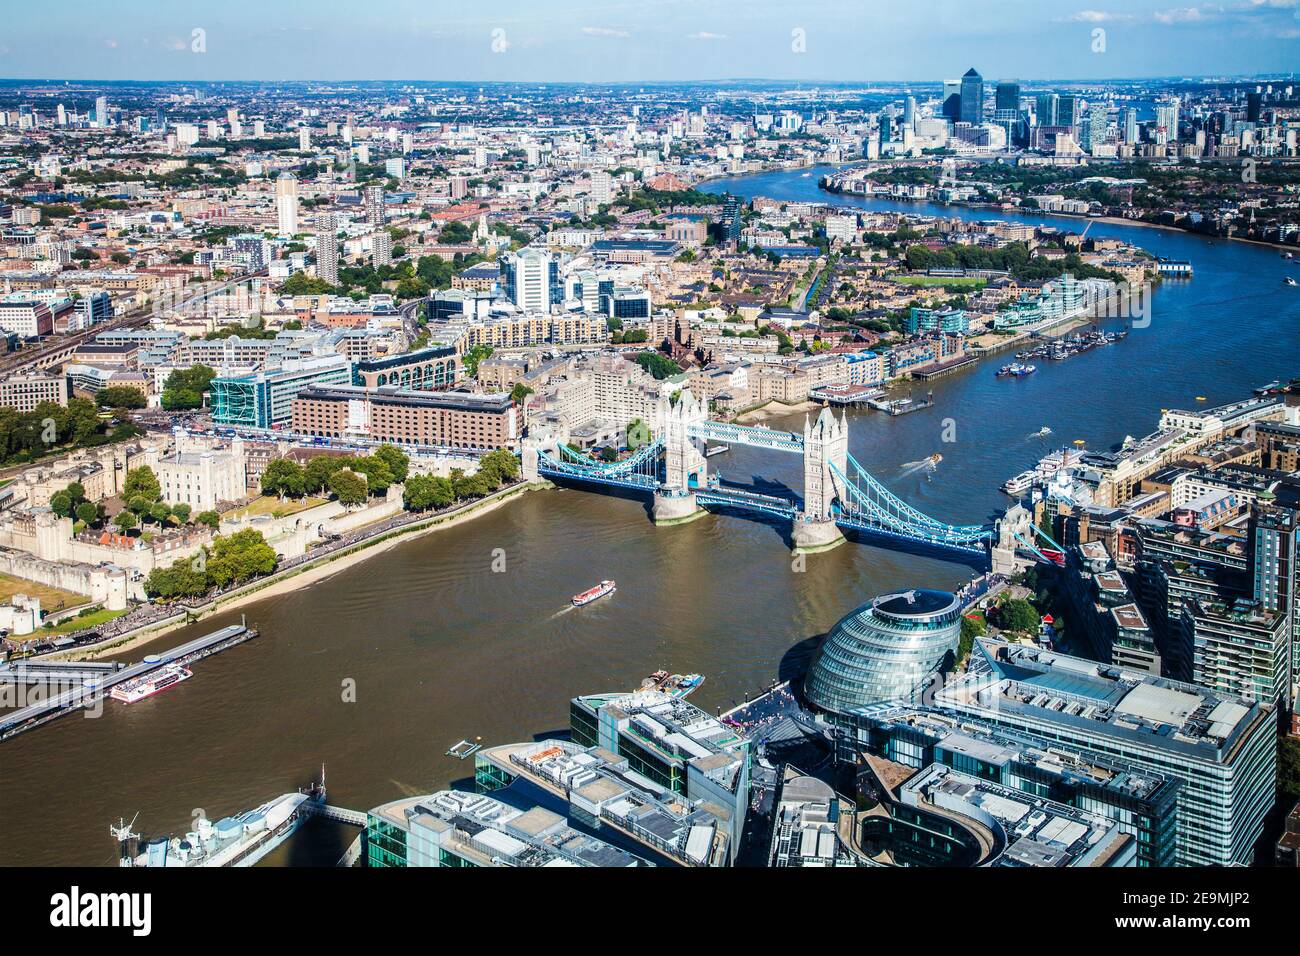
[791,515,846,553]
[652,488,704,525]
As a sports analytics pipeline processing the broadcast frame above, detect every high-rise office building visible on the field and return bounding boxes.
[1059,95,1079,129]
[363,184,385,228]
[1246,91,1263,123]
[902,95,916,128]
[500,247,557,312]
[94,96,107,127]
[959,68,984,125]
[1250,503,1298,703]
[1035,92,1059,127]
[995,81,1020,113]
[933,639,1277,867]
[942,80,961,122]
[315,214,339,285]
[275,172,299,237]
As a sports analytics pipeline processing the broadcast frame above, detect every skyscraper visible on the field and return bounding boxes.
[1121,107,1139,144]
[500,247,556,312]
[941,80,961,122]
[364,184,385,228]
[315,214,339,285]
[298,126,311,151]
[1250,502,1298,703]
[1082,102,1108,152]
[1036,92,1059,127]
[1059,95,1079,129]
[94,96,107,127]
[959,68,984,125]
[372,230,392,266]
[275,172,299,237]
[995,81,1020,113]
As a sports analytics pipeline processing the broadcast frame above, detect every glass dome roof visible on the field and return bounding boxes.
[804,589,962,716]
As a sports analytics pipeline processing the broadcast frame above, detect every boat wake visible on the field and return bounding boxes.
[899,457,940,477]
[1028,426,1053,439]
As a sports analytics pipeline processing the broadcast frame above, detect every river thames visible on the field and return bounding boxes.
[2,166,1297,865]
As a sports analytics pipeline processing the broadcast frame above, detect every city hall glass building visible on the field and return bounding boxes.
[805,588,962,715]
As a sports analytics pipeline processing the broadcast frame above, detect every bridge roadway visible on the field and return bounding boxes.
[534,411,995,560]
[687,420,803,453]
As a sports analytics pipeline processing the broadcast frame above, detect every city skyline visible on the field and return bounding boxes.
[2,0,1300,83]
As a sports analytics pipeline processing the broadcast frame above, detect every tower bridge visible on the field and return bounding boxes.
[524,390,1003,562]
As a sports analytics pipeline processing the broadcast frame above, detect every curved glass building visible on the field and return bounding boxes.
[805,588,962,715]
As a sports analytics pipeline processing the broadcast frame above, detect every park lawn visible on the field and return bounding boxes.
[0,573,88,613]
[892,274,987,289]
[32,607,130,640]
[223,495,327,520]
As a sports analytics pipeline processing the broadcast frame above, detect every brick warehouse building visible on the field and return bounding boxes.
[291,384,520,451]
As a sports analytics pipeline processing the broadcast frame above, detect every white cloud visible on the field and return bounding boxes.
[1070,10,1116,21]
[1152,6,1215,23]
[581,26,630,38]
[687,31,728,40]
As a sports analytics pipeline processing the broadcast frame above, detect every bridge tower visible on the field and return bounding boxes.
[991,501,1034,575]
[793,407,848,552]
[653,390,707,524]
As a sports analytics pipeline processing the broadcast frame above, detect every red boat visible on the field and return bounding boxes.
[572,580,616,607]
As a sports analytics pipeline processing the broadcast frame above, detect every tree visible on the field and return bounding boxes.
[114,511,138,532]
[328,468,367,507]
[349,456,393,496]
[171,503,192,524]
[452,470,490,500]
[261,458,307,499]
[998,597,1041,634]
[304,455,347,494]
[95,386,147,410]
[510,382,533,405]
[372,444,410,484]
[149,502,173,525]
[64,482,86,504]
[205,528,278,588]
[123,465,161,503]
[631,351,683,380]
[958,614,987,663]
[75,501,99,526]
[160,365,217,410]
[50,491,73,518]
[462,344,494,378]
[144,556,210,600]
[1280,735,1300,804]
[194,509,221,529]
[402,474,447,511]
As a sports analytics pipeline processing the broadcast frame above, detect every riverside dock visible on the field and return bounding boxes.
[0,622,257,742]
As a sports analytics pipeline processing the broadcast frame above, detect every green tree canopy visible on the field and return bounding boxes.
[95,386,147,410]
[329,468,368,507]
[123,465,161,503]
[261,458,307,499]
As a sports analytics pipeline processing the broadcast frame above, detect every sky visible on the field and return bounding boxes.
[1,0,1298,83]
